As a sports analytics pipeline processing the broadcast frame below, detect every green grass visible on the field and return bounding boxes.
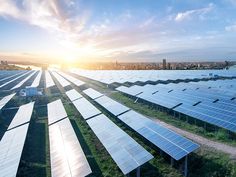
[110,92,236,147]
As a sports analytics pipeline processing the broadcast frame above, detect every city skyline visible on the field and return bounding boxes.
[1,0,236,64]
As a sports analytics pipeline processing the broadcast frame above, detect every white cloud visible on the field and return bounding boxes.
[225,24,236,32]
[175,3,214,22]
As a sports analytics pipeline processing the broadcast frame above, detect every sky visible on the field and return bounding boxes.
[0,0,236,64]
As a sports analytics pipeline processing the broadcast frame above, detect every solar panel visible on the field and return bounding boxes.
[49,118,92,177]
[50,71,70,87]
[0,123,29,177]
[0,71,25,82]
[11,70,37,90]
[0,70,31,88]
[47,99,68,125]
[72,98,101,119]
[7,102,35,130]
[0,93,16,110]
[57,71,85,87]
[30,70,42,87]
[66,89,83,102]
[118,110,199,160]
[87,114,153,175]
[83,88,104,99]
[95,95,130,116]
[45,71,55,88]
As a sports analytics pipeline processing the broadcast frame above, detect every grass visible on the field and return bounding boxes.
[110,91,236,147]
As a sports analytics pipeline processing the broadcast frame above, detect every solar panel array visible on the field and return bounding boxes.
[7,102,35,130]
[0,123,30,177]
[87,114,154,175]
[116,79,236,132]
[49,118,92,177]
[45,70,55,88]
[84,88,199,160]
[0,70,31,88]
[50,71,70,87]
[83,88,104,99]
[47,99,67,125]
[0,71,25,83]
[47,99,92,177]
[71,69,236,85]
[0,93,16,110]
[66,89,83,101]
[57,71,85,87]
[118,110,199,160]
[30,70,42,87]
[11,70,37,90]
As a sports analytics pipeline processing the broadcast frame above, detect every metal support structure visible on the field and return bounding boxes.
[171,158,174,167]
[184,155,188,177]
[160,150,163,156]
[174,111,176,117]
[136,167,140,177]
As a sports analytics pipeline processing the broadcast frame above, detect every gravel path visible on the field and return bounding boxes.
[150,117,236,159]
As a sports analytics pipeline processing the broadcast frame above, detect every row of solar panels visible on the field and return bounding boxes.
[0,102,35,176]
[46,70,85,89]
[0,70,42,90]
[65,90,154,175]
[82,88,200,161]
[70,69,236,84]
[116,81,236,132]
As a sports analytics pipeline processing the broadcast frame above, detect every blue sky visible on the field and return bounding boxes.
[0,0,236,63]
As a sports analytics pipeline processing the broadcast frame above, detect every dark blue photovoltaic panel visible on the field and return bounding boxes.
[118,110,199,160]
[86,114,153,175]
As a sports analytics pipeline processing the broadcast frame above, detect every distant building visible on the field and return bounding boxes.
[167,63,171,70]
[163,59,167,69]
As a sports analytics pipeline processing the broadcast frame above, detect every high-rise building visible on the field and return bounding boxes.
[163,59,167,69]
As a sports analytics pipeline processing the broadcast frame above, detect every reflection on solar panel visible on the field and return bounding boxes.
[50,71,70,87]
[87,114,153,175]
[45,71,55,88]
[72,98,101,119]
[116,81,236,132]
[0,70,31,88]
[49,118,92,177]
[57,71,84,86]
[30,70,42,87]
[94,96,130,116]
[11,70,37,90]
[0,71,25,82]
[118,111,199,160]
[47,99,67,125]
[0,93,16,110]
[66,89,83,102]
[7,102,35,130]
[0,123,29,177]
[83,88,104,99]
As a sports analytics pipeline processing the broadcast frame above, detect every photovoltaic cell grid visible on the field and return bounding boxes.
[83,88,104,99]
[30,70,42,87]
[66,89,83,102]
[49,118,92,177]
[47,99,67,125]
[7,102,35,130]
[87,87,199,160]
[0,123,29,177]
[71,69,236,85]
[45,71,55,88]
[50,71,70,87]
[0,71,25,82]
[94,96,130,116]
[118,110,200,160]
[72,98,101,119]
[57,71,85,87]
[87,114,153,175]
[0,93,16,110]
[0,70,31,88]
[116,80,236,132]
